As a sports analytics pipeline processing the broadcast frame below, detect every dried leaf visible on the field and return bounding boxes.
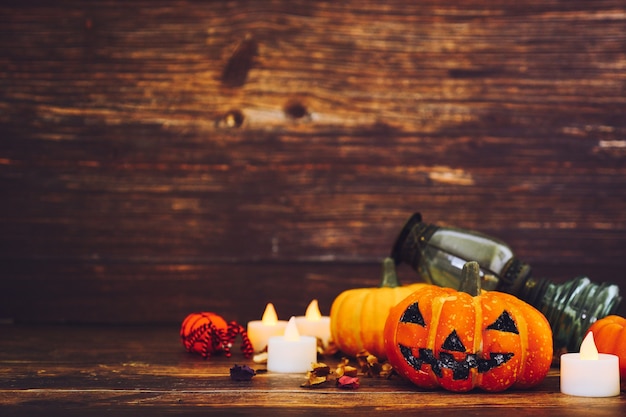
[253,351,268,364]
[300,356,395,389]
[337,375,360,389]
[301,362,332,388]
[310,362,331,377]
[355,350,395,378]
[335,357,358,378]
[379,362,396,379]
[356,350,379,377]
[229,364,256,381]
[301,375,331,388]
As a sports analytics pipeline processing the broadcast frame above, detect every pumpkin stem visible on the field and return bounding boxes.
[380,257,401,288]
[459,261,481,296]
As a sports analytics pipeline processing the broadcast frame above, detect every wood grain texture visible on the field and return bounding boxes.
[0,0,625,323]
[0,325,624,416]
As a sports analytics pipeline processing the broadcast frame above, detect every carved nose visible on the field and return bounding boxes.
[442,330,466,352]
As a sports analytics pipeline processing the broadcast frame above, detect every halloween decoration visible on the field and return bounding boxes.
[391,212,622,352]
[337,375,360,389]
[330,257,428,359]
[247,302,288,353]
[560,331,620,397]
[267,316,317,373]
[355,350,395,378]
[180,312,254,359]
[230,364,257,381]
[384,261,553,392]
[295,299,332,348]
[301,358,390,390]
[335,358,359,378]
[586,315,626,389]
[301,363,333,388]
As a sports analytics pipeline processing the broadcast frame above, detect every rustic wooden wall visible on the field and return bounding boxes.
[1,0,625,325]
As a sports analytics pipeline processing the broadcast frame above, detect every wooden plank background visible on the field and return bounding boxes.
[1,0,625,325]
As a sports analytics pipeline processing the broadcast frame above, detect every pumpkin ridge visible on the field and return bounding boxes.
[353,290,370,353]
[333,289,367,355]
[472,294,482,388]
[511,297,528,388]
[428,292,445,353]
[362,289,381,357]
[357,291,369,355]
[427,293,443,386]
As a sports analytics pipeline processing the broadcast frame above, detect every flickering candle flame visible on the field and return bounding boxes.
[579,331,598,360]
[283,316,301,342]
[295,299,332,348]
[261,302,279,326]
[246,303,288,353]
[305,299,322,321]
[267,316,317,373]
[560,331,620,397]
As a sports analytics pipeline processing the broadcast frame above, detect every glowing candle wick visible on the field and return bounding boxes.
[579,331,599,361]
[305,299,322,321]
[261,303,278,326]
[283,316,301,342]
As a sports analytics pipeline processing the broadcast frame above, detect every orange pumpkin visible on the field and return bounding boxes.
[586,315,626,390]
[383,261,553,392]
[330,258,428,359]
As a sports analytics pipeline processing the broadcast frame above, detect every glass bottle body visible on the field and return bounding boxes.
[391,213,622,352]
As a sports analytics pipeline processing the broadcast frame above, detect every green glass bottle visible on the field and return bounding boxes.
[391,212,622,352]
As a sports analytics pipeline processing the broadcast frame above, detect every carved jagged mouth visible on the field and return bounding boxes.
[397,302,518,380]
[399,344,514,380]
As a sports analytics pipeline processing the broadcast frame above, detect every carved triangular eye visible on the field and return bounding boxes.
[486,311,519,334]
[442,330,466,352]
[399,302,425,326]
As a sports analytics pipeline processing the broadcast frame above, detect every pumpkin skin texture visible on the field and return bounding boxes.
[383,285,553,392]
[586,315,626,390]
[330,258,428,359]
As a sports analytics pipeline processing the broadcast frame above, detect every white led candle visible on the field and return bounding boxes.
[267,316,317,373]
[294,299,331,348]
[246,303,288,353]
[560,331,620,397]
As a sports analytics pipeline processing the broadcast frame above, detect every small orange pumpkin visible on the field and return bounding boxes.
[586,315,626,390]
[330,258,429,359]
[383,261,553,392]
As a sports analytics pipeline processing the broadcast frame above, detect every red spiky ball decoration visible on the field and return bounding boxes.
[180,312,254,359]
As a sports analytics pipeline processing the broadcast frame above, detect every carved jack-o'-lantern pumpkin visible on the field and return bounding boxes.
[383,262,553,392]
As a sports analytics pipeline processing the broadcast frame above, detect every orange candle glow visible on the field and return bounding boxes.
[295,299,331,348]
[267,316,317,373]
[246,303,288,353]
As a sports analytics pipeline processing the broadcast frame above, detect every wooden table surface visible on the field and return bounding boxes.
[2,4,625,414]
[0,325,623,416]
[2,0,626,328]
